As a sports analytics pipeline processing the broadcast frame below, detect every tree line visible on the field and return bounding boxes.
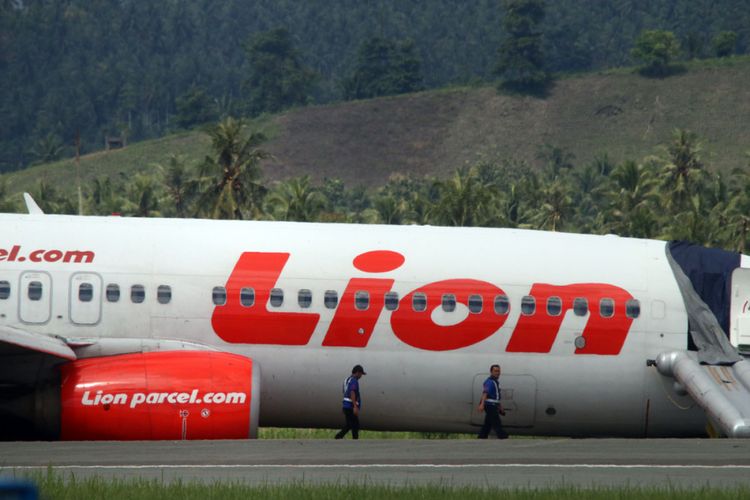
[2,0,748,171]
[3,118,750,253]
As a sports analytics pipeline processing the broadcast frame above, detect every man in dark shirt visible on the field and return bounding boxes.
[477,364,508,439]
[335,364,366,439]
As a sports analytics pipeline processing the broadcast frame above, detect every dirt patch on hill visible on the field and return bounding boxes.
[262,90,472,186]
[261,61,750,187]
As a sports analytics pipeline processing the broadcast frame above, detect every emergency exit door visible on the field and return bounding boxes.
[471,374,537,428]
[19,272,52,324]
[69,273,103,325]
[730,268,750,351]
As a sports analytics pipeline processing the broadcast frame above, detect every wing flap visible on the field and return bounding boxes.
[0,325,76,360]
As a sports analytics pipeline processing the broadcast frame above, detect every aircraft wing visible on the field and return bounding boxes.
[0,325,76,360]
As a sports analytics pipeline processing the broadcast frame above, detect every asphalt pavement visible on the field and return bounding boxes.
[2,438,750,489]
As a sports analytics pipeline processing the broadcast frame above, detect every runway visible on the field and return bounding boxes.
[2,438,750,489]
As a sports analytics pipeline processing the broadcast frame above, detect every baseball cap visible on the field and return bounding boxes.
[352,364,366,375]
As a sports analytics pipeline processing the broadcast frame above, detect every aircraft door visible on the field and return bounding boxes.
[70,273,103,325]
[19,272,52,324]
[471,374,536,428]
[730,268,750,351]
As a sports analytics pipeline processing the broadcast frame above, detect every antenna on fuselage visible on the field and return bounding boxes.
[23,193,44,215]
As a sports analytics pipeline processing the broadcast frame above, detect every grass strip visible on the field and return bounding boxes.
[6,472,749,500]
[16,474,750,500]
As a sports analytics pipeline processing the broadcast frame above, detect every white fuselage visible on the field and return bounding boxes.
[0,213,715,436]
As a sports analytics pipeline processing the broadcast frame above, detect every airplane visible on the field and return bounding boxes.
[2,193,750,440]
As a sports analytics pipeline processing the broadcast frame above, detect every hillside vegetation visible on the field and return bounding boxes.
[6,56,750,193]
[3,0,749,171]
[4,56,750,254]
[263,57,750,186]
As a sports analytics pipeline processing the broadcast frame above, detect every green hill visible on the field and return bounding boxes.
[5,0,749,171]
[5,57,750,197]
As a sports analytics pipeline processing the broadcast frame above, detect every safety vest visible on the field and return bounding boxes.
[484,377,501,404]
[342,376,360,408]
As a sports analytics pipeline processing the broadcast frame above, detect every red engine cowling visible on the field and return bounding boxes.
[59,351,259,440]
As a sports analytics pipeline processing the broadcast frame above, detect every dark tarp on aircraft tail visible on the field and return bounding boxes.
[669,241,739,334]
[667,241,742,365]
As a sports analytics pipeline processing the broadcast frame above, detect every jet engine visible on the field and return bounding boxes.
[57,350,260,440]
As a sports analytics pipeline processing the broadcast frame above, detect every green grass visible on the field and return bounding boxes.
[3,131,211,200]
[258,427,474,439]
[4,472,750,500]
[2,114,278,201]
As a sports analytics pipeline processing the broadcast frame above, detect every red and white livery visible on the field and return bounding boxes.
[2,197,750,439]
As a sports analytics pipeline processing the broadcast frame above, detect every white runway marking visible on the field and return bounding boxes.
[4,463,750,470]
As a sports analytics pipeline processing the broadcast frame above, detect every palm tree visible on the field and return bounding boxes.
[126,173,162,217]
[198,117,270,219]
[29,133,67,165]
[373,194,407,224]
[434,166,495,227]
[33,179,76,214]
[0,178,18,213]
[658,129,707,213]
[722,169,750,252]
[570,162,609,232]
[89,177,128,215]
[266,176,327,222]
[603,160,659,238]
[493,182,521,228]
[528,179,572,232]
[378,174,437,225]
[537,144,575,179]
[407,190,437,225]
[317,178,362,222]
[158,154,199,218]
[662,193,724,246]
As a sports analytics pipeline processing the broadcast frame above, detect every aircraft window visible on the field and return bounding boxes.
[28,281,43,301]
[157,285,171,304]
[106,284,120,302]
[547,296,562,316]
[626,299,641,318]
[521,295,535,315]
[468,294,483,314]
[270,288,284,307]
[324,290,338,309]
[413,293,427,312]
[212,286,226,306]
[355,291,369,311]
[131,285,145,304]
[600,298,615,318]
[494,295,509,315]
[78,283,94,303]
[240,287,255,307]
[384,291,399,311]
[0,281,10,300]
[298,289,312,309]
[442,294,456,312]
[573,298,588,316]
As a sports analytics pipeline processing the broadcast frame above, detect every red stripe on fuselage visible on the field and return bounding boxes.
[212,252,319,345]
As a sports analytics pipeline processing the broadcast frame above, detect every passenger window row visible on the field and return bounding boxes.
[520,295,640,319]
[104,283,173,304]
[210,285,641,319]
[0,281,175,305]
[95,284,171,304]
[0,279,641,319]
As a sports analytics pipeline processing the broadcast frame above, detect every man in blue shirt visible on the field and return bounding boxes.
[477,364,508,439]
[335,364,366,439]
